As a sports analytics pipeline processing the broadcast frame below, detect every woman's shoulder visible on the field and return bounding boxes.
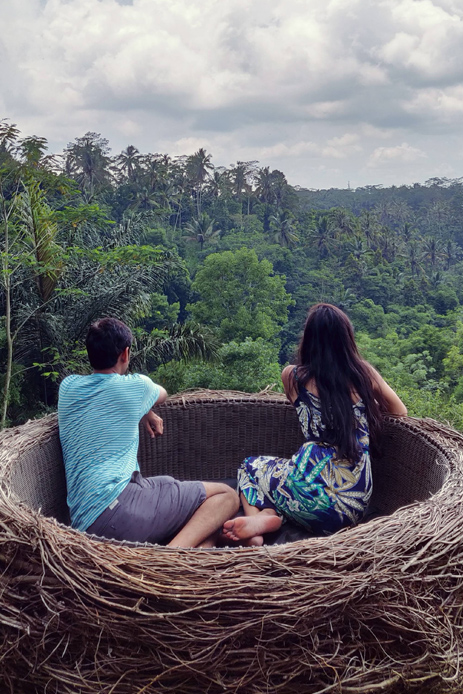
[281,364,296,380]
[281,365,298,403]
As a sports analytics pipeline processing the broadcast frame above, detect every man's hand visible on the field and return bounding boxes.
[141,410,164,439]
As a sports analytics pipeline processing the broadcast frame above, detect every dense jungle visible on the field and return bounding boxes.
[2,119,463,430]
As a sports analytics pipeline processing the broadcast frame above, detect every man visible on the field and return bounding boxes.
[58,317,239,547]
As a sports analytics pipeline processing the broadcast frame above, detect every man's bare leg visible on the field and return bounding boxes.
[198,533,219,549]
[222,493,282,545]
[168,483,239,548]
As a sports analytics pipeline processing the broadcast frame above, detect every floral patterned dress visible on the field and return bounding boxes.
[238,381,372,536]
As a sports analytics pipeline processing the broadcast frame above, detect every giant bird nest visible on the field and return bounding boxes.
[0,390,462,694]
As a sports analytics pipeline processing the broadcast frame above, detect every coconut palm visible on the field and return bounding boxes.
[255,167,274,205]
[269,210,299,248]
[443,239,460,270]
[422,236,444,270]
[309,215,335,259]
[183,213,220,251]
[330,208,357,238]
[64,132,113,199]
[116,145,142,183]
[346,234,373,261]
[359,210,380,248]
[186,148,213,216]
[406,240,423,277]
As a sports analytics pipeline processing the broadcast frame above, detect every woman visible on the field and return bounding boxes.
[223,303,407,546]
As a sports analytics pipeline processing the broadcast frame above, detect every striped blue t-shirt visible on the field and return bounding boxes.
[58,373,160,531]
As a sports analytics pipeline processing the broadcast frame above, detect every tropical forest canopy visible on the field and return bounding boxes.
[2,119,463,430]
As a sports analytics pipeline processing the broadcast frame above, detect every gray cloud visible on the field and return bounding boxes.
[2,0,463,188]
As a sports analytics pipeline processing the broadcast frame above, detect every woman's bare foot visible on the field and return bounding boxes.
[245,535,264,547]
[223,514,282,541]
[217,532,264,547]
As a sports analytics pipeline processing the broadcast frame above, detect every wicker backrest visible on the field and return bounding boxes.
[370,417,447,515]
[138,393,305,480]
[3,417,69,525]
[0,391,449,523]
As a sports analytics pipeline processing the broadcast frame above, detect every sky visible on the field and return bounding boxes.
[2,0,463,190]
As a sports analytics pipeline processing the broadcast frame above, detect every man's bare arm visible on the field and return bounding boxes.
[141,409,164,438]
[141,386,168,438]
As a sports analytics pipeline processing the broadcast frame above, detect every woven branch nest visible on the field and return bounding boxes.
[0,390,463,694]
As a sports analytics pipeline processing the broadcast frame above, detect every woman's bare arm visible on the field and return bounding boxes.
[281,364,298,404]
[367,364,408,416]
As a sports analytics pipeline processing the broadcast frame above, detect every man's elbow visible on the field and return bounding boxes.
[156,387,168,405]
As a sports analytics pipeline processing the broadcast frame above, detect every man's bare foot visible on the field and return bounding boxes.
[245,535,264,547]
[223,514,282,541]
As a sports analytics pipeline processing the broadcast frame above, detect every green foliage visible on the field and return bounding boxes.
[349,300,387,337]
[154,338,283,394]
[428,286,459,314]
[5,120,463,433]
[188,248,293,343]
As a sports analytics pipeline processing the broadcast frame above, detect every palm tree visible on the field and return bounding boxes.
[406,240,423,277]
[422,236,444,270]
[130,322,220,373]
[183,213,220,251]
[334,287,356,311]
[206,169,231,200]
[424,201,451,237]
[310,215,335,259]
[64,132,113,199]
[134,187,160,212]
[230,161,257,215]
[269,210,299,247]
[443,239,460,270]
[429,271,442,289]
[330,208,357,238]
[377,226,400,262]
[270,170,290,209]
[141,153,170,191]
[359,210,379,248]
[389,200,413,229]
[116,145,142,182]
[402,222,418,244]
[375,201,396,227]
[255,167,276,232]
[186,148,213,216]
[255,167,274,205]
[346,234,373,261]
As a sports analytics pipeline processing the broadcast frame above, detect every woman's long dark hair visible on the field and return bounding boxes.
[293,303,385,462]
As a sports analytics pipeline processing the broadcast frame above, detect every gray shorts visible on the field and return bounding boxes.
[86,471,206,545]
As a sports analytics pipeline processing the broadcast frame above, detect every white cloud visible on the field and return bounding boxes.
[361,124,395,140]
[377,0,463,83]
[368,142,427,166]
[405,85,463,119]
[322,133,363,159]
[260,141,320,158]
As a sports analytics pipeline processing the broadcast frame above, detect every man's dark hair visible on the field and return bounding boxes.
[86,318,133,370]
